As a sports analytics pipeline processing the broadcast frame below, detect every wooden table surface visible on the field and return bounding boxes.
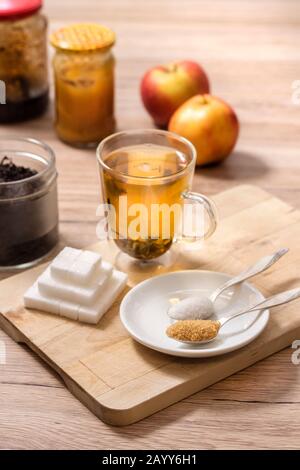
[1,0,300,450]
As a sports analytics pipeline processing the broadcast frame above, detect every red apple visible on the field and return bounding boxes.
[168,94,239,166]
[140,60,210,127]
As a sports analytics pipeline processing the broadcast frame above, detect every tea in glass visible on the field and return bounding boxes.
[97,130,217,272]
[101,143,193,260]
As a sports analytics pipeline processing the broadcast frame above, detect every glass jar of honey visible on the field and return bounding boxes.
[0,0,49,123]
[50,23,116,148]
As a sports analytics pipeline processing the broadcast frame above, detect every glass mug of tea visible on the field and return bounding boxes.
[96,129,217,272]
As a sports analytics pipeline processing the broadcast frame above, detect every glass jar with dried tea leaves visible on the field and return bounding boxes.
[0,0,49,122]
[50,23,116,148]
[0,137,59,269]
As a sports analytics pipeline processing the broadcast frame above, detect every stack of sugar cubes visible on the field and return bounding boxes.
[24,247,128,324]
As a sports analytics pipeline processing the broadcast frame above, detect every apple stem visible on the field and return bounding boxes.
[168,64,178,73]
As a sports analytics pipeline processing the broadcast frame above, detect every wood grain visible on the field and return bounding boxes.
[0,0,300,449]
[1,185,300,429]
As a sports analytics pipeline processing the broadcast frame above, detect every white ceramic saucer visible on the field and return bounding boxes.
[120,270,269,358]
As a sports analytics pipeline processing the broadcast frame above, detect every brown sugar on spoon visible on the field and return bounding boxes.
[166,319,221,342]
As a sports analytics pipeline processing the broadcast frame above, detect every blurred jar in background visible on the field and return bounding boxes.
[0,0,49,122]
[50,23,116,148]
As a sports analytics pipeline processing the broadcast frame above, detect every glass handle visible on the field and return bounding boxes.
[182,191,218,241]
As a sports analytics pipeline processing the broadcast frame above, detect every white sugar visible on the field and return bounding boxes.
[168,296,214,320]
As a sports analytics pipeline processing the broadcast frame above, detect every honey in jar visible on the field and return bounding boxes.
[50,23,116,148]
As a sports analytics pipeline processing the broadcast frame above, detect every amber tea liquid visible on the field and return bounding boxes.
[101,143,193,260]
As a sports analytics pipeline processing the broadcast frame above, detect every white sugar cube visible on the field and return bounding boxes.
[93,261,113,287]
[69,261,95,282]
[51,247,82,279]
[78,269,128,323]
[59,301,79,321]
[78,250,102,265]
[69,250,102,283]
[38,261,113,305]
[24,282,60,315]
[78,269,128,324]
[23,246,128,325]
[24,284,78,321]
[61,247,82,259]
[52,249,102,284]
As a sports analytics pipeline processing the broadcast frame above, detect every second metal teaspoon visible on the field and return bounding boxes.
[166,287,300,345]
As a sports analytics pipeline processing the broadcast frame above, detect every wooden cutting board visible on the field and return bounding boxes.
[0,184,300,426]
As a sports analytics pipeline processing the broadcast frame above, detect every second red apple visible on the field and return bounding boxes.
[140,60,210,127]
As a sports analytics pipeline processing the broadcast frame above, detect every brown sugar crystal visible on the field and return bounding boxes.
[166,319,221,342]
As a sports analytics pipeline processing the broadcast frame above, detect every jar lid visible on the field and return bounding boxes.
[50,23,115,52]
[0,0,42,19]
